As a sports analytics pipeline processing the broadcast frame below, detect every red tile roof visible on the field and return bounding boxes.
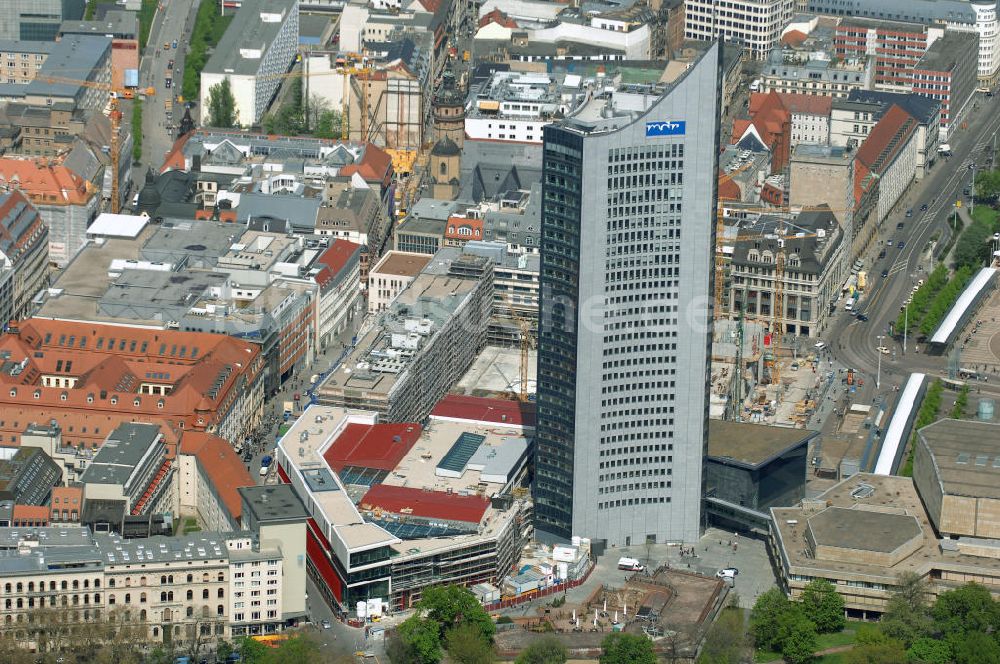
[430,394,536,428]
[314,239,362,288]
[13,504,50,523]
[180,431,254,521]
[718,176,741,202]
[781,30,808,46]
[323,422,422,472]
[776,92,832,116]
[480,8,518,29]
[359,484,490,524]
[160,133,192,173]
[340,144,393,187]
[444,216,483,241]
[0,319,262,445]
[856,105,917,174]
[0,158,96,206]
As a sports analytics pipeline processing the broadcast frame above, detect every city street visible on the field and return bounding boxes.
[826,91,1000,411]
[253,314,363,482]
[136,0,199,184]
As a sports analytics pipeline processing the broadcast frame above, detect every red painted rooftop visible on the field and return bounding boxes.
[430,394,536,428]
[359,484,490,524]
[323,422,422,472]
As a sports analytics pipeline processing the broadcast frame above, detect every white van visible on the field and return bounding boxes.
[617,557,645,572]
[258,465,269,478]
[845,300,854,311]
[814,342,827,352]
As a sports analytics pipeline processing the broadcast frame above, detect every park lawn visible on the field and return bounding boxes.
[971,205,999,226]
[754,621,865,662]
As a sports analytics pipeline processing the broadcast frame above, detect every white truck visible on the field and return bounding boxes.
[938,143,952,156]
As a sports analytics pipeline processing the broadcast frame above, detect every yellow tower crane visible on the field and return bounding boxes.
[35,75,129,214]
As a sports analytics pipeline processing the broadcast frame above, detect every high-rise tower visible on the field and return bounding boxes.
[534,43,721,546]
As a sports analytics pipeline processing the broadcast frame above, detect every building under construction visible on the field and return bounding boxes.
[315,248,494,422]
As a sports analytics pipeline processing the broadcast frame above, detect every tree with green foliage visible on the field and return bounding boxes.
[395,616,443,664]
[182,0,233,100]
[419,585,495,642]
[447,623,495,664]
[800,578,845,633]
[878,573,933,647]
[932,582,1000,640]
[907,637,952,664]
[599,632,657,664]
[515,636,568,664]
[750,588,793,651]
[314,109,343,139]
[953,630,1000,664]
[976,168,1000,202]
[237,635,270,664]
[697,608,749,664]
[207,78,237,128]
[131,99,143,163]
[778,611,817,664]
[216,640,234,662]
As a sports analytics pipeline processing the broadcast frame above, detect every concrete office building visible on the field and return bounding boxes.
[808,0,1000,89]
[78,423,173,518]
[199,0,299,127]
[533,44,720,545]
[0,0,85,41]
[683,0,794,59]
[912,31,980,138]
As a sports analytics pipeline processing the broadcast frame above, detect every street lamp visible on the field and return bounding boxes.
[876,335,884,390]
[903,303,908,355]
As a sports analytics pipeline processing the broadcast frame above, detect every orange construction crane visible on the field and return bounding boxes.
[35,74,129,214]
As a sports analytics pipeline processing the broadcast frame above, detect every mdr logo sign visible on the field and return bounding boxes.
[645,120,686,137]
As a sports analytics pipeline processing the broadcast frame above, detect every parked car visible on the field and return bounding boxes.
[920,203,929,211]
[857,314,869,322]
[171,40,178,49]
[897,222,905,229]
[906,209,913,217]
[716,568,739,579]
[881,269,889,278]
[167,59,174,70]
[898,241,906,249]
[322,620,332,629]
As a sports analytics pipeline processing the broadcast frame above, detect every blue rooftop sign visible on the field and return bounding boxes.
[646,120,686,137]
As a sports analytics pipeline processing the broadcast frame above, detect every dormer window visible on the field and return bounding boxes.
[60,392,67,401]
[9,389,15,397]
[133,398,141,407]
[33,390,40,399]
[110,396,118,405]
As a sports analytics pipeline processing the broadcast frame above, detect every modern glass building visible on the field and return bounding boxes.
[0,0,85,41]
[534,43,721,546]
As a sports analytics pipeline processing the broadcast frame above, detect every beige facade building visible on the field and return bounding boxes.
[0,528,290,647]
[367,250,432,313]
[772,462,1000,618]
